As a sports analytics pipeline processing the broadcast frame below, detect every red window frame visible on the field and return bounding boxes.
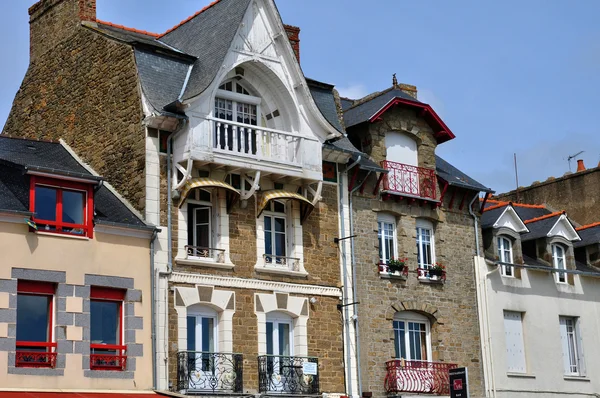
[90,286,127,371]
[29,176,95,238]
[16,280,57,368]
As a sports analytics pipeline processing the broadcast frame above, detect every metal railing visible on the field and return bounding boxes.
[381,160,437,200]
[90,344,127,371]
[16,341,57,368]
[177,351,243,394]
[186,245,226,263]
[263,254,301,272]
[213,119,303,165]
[384,359,457,395]
[258,355,319,395]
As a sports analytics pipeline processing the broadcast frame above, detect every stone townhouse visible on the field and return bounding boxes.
[2,0,363,396]
[338,81,492,397]
[476,199,600,397]
[0,136,157,395]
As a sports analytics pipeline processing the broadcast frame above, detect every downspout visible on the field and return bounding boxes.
[469,193,496,398]
[338,156,361,398]
[150,228,159,390]
[349,170,371,398]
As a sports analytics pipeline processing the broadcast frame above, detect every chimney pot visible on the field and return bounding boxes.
[577,159,586,172]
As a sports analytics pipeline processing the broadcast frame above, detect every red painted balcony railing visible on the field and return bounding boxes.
[384,359,457,395]
[16,341,57,368]
[90,344,127,371]
[381,161,437,200]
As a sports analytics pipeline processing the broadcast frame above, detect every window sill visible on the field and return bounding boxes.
[254,266,308,278]
[175,257,235,270]
[507,372,536,379]
[35,231,90,240]
[379,272,407,281]
[564,375,590,382]
[418,276,444,284]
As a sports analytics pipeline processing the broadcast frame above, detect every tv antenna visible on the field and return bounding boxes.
[567,151,584,171]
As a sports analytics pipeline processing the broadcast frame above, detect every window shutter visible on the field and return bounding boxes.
[576,319,586,376]
[559,318,571,374]
[503,311,526,373]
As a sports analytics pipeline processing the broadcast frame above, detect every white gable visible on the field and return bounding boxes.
[493,206,528,233]
[548,214,581,241]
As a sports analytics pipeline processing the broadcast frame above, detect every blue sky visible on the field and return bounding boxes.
[1,0,599,193]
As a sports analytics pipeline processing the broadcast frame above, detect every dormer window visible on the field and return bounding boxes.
[497,236,514,277]
[552,244,567,283]
[29,176,93,238]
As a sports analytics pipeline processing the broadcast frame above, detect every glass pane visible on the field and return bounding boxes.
[202,317,214,352]
[266,322,274,355]
[195,225,210,248]
[16,294,50,344]
[265,217,273,256]
[198,189,211,202]
[279,323,290,356]
[273,201,285,213]
[187,316,196,351]
[196,207,209,224]
[35,186,57,221]
[408,322,422,360]
[62,190,85,224]
[274,217,285,233]
[90,300,120,345]
[393,321,406,359]
[275,232,286,257]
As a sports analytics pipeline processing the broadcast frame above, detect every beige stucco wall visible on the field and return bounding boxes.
[0,221,153,391]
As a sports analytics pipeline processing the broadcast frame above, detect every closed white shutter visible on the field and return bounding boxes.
[559,317,572,374]
[577,319,586,376]
[503,311,526,373]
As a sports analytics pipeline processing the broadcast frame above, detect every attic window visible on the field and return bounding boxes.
[29,176,94,238]
[219,81,250,95]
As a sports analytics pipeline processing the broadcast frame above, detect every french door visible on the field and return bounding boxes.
[187,313,217,390]
[266,315,294,390]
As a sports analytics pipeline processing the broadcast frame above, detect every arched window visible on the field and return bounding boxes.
[552,244,567,283]
[497,236,514,277]
[385,132,418,166]
[393,312,431,361]
[214,79,261,154]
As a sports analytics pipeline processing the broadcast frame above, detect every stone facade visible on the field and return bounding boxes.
[497,166,600,226]
[347,108,485,397]
[3,0,146,212]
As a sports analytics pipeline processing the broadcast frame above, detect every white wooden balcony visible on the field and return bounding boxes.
[186,117,321,179]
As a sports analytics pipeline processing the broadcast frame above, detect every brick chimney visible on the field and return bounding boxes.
[577,159,586,172]
[392,74,417,99]
[284,24,300,63]
[28,0,96,62]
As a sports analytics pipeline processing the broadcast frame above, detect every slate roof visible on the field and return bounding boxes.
[160,0,252,101]
[520,214,563,242]
[340,98,354,111]
[575,225,600,248]
[306,78,344,133]
[480,206,508,229]
[87,21,184,54]
[0,136,150,228]
[436,155,492,193]
[343,88,420,128]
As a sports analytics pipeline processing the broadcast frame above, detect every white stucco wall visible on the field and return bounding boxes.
[476,257,600,398]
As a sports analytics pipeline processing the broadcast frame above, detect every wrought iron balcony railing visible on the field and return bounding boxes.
[263,254,301,272]
[213,119,303,165]
[16,341,57,368]
[258,355,319,395]
[90,344,127,371]
[381,160,437,200]
[384,359,457,396]
[186,245,226,263]
[178,351,243,394]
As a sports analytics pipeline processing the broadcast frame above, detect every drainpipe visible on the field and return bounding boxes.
[338,156,361,398]
[349,170,370,398]
[469,193,497,398]
[150,228,159,390]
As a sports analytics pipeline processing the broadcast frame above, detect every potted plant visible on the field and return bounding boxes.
[387,258,408,275]
[429,262,445,279]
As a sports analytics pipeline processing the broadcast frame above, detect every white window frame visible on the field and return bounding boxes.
[266,312,294,357]
[263,200,289,265]
[416,219,435,269]
[503,311,526,373]
[498,236,514,277]
[559,316,584,376]
[552,244,567,284]
[393,312,432,361]
[187,306,219,353]
[378,213,397,266]
[187,189,219,261]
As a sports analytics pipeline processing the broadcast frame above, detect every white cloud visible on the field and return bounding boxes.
[336,84,368,100]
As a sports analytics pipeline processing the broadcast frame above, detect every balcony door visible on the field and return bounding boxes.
[266,313,294,391]
[393,311,431,361]
[187,306,218,391]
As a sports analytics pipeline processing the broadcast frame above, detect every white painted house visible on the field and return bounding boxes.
[476,200,600,398]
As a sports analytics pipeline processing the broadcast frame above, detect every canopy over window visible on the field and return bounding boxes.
[179,178,240,212]
[257,190,315,224]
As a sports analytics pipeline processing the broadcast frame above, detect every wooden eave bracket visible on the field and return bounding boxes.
[241,170,261,200]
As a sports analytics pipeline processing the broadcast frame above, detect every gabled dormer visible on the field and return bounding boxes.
[574,223,600,269]
[342,78,455,203]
